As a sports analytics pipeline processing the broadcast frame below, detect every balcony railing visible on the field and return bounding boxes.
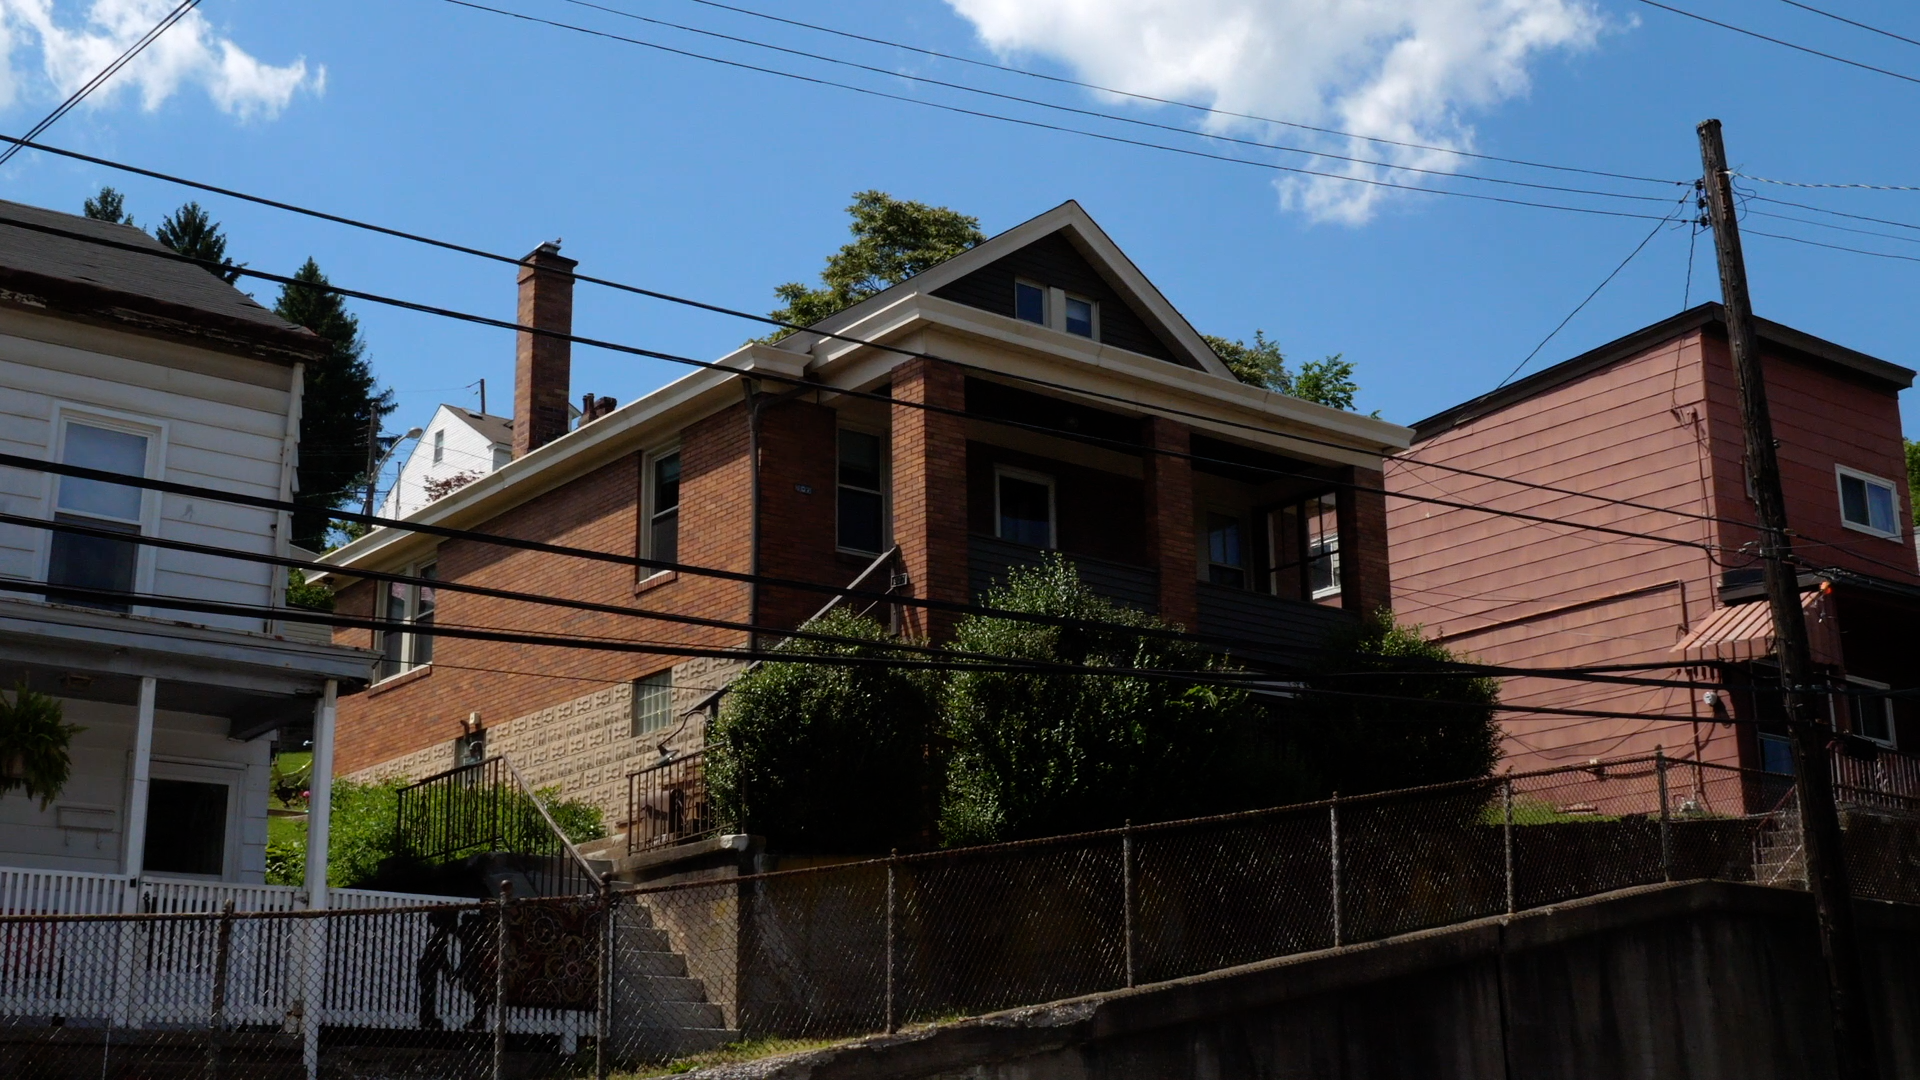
[627,750,724,855]
[1195,580,1358,662]
[1831,745,1920,811]
[968,535,1159,613]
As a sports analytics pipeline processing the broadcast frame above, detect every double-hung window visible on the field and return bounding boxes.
[1306,496,1341,600]
[48,418,154,612]
[1012,280,1098,340]
[837,430,886,554]
[1206,512,1247,588]
[1850,677,1897,748]
[1836,466,1900,539]
[995,467,1055,549]
[649,451,681,564]
[377,561,436,681]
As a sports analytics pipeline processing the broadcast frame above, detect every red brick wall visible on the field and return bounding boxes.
[1143,417,1197,630]
[1339,466,1391,616]
[891,359,970,640]
[754,397,870,633]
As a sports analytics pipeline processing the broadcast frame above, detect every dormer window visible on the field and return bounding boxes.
[1064,296,1095,338]
[1015,281,1046,325]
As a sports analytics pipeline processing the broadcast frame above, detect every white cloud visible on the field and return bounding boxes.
[0,0,321,123]
[946,0,1603,223]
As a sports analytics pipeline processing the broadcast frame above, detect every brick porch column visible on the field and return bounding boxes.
[891,359,969,641]
[1143,416,1198,629]
[1338,465,1392,616]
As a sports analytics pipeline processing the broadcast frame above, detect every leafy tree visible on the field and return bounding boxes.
[82,186,134,226]
[155,201,243,284]
[1207,330,1362,411]
[708,610,942,852]
[0,683,84,808]
[274,258,395,550]
[766,190,984,338]
[284,567,334,612]
[940,558,1267,844]
[1290,611,1502,797]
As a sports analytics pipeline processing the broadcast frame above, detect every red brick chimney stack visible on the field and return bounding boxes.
[512,240,578,459]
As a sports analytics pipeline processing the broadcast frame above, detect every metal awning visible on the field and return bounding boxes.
[1672,590,1843,667]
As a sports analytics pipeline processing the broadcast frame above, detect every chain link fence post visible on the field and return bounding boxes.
[1657,747,1673,882]
[597,881,613,1080]
[885,849,898,1034]
[208,898,234,1080]
[1503,776,1516,916]
[1329,794,1343,947]
[494,880,511,1080]
[1122,820,1136,989]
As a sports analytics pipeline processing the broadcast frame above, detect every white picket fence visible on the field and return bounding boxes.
[0,868,590,1043]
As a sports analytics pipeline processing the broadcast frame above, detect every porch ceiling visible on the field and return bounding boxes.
[6,659,317,741]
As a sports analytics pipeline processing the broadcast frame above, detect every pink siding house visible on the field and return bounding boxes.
[1389,304,1918,795]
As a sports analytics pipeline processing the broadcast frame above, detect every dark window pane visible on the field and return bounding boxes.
[1856,692,1893,744]
[838,430,882,491]
[998,475,1052,548]
[652,509,679,564]
[47,514,137,611]
[1065,297,1094,338]
[1839,475,1869,527]
[654,453,681,512]
[1207,514,1242,567]
[1015,282,1045,325]
[1758,734,1795,776]
[144,779,227,876]
[1208,564,1246,588]
[839,488,884,553]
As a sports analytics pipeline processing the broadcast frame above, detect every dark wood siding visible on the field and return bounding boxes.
[970,534,1159,613]
[1195,581,1357,663]
[933,231,1189,366]
[966,441,1147,565]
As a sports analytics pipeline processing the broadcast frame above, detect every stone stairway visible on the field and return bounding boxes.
[610,896,739,1060]
[1752,791,1807,888]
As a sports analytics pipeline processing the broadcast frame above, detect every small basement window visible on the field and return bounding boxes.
[632,669,674,736]
[1836,466,1899,539]
[1015,281,1046,326]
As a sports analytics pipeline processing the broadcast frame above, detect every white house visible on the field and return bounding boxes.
[0,198,375,915]
[379,403,513,519]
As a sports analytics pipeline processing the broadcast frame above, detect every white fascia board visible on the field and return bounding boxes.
[316,363,743,581]
[808,295,1411,467]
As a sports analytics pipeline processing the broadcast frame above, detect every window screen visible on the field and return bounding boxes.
[144,779,228,876]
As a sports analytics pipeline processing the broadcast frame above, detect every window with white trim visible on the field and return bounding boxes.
[632,670,674,736]
[1306,496,1341,600]
[837,429,886,554]
[1015,280,1046,326]
[995,466,1055,549]
[1836,465,1900,539]
[377,561,437,681]
[432,429,445,464]
[48,417,155,612]
[1850,677,1897,748]
[1063,294,1096,339]
[648,450,682,564]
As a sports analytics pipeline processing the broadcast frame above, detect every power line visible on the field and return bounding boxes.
[1776,0,1920,50]
[0,0,202,169]
[1748,191,1920,231]
[1631,0,1920,86]
[433,0,1675,222]
[1736,172,1920,192]
[0,131,1733,537]
[0,210,1738,562]
[549,0,1677,205]
[1495,195,1690,387]
[1743,224,1920,263]
[661,0,1686,188]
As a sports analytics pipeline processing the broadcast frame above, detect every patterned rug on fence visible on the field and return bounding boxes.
[503,900,602,1010]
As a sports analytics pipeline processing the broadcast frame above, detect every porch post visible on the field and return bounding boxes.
[121,676,158,909]
[304,680,338,910]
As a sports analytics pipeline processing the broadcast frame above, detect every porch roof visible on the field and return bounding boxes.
[1671,590,1843,667]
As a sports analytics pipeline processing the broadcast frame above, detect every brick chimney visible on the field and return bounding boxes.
[512,241,578,458]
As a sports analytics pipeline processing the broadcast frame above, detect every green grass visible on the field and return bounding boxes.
[613,1037,847,1077]
[270,751,313,811]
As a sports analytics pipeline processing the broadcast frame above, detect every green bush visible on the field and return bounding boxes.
[940,557,1271,845]
[708,609,941,852]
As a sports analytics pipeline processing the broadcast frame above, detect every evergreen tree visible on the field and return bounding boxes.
[82,186,134,226]
[766,191,984,338]
[155,202,243,284]
[274,259,393,549]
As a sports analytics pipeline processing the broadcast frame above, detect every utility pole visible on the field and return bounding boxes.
[1697,118,1877,1080]
[362,412,380,518]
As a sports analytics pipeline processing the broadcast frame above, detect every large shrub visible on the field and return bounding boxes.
[708,609,942,853]
[940,558,1273,845]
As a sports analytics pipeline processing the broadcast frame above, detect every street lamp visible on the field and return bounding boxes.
[363,426,424,517]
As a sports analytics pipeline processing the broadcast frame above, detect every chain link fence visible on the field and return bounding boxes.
[3,754,1915,1078]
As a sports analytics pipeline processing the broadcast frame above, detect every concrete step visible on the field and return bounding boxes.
[618,926,673,952]
[623,974,709,1002]
[623,949,689,978]
[613,1024,741,1062]
[619,998,730,1030]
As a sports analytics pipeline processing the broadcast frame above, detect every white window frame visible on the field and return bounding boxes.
[374,558,438,683]
[432,429,446,464]
[993,465,1057,550]
[1834,464,1902,541]
[1014,278,1048,327]
[42,405,167,612]
[1059,290,1100,341]
[1848,676,1897,748]
[142,758,244,882]
[1306,496,1342,601]
[642,444,682,577]
[834,427,890,556]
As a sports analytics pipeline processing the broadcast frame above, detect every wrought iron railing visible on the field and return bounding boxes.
[396,755,603,896]
[627,750,724,854]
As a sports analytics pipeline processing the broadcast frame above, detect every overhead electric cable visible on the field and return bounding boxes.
[0,0,202,169]
[1743,225,1920,262]
[433,0,1674,222]
[550,0,1675,204]
[1736,173,1920,191]
[1747,191,1920,231]
[665,0,1684,187]
[1630,0,1920,86]
[1776,0,1920,50]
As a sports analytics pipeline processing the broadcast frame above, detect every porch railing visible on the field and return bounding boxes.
[396,754,603,896]
[1831,745,1920,811]
[627,749,724,854]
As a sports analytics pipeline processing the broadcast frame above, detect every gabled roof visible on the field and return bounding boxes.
[774,200,1238,380]
[439,405,513,445]
[0,198,324,363]
[1411,303,1916,442]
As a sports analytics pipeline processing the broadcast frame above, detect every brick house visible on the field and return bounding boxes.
[315,201,1411,833]
[1388,303,1919,794]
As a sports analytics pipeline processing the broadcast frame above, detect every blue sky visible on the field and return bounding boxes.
[2,0,1917,501]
